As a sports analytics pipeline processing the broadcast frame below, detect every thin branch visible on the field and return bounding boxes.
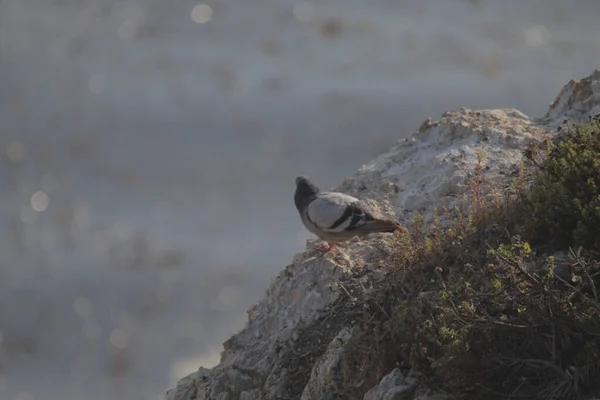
[487,243,540,285]
[509,358,570,380]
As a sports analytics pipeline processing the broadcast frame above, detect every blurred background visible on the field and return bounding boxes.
[0,0,599,399]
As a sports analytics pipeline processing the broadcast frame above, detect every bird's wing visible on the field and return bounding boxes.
[306,192,374,233]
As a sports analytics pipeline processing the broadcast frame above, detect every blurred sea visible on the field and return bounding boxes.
[0,0,599,398]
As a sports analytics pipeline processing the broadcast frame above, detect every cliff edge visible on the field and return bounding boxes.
[166,69,600,400]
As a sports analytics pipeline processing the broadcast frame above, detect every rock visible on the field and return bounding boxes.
[362,368,417,400]
[165,68,600,400]
[543,68,600,125]
[166,251,362,400]
[300,327,354,400]
[337,107,549,225]
[166,373,198,400]
[412,392,452,400]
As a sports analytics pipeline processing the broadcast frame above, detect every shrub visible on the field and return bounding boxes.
[523,120,600,253]
[386,118,600,400]
[389,237,600,400]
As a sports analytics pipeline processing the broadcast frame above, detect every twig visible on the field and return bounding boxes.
[509,359,570,379]
[553,274,577,290]
[338,283,357,301]
[373,301,391,320]
[472,319,535,329]
[568,247,600,307]
[486,243,540,285]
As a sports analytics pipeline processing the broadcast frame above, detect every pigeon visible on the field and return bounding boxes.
[294,176,402,252]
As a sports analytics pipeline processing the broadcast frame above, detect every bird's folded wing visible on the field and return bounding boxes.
[307,193,370,233]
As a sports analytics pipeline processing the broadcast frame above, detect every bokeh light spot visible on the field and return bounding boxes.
[7,141,24,162]
[30,190,49,212]
[109,329,130,349]
[73,296,93,317]
[293,2,314,23]
[524,25,550,47]
[191,4,212,24]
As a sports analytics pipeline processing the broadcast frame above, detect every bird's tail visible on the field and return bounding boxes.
[359,218,403,234]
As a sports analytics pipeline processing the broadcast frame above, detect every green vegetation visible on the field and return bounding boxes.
[522,120,600,253]
[384,119,600,400]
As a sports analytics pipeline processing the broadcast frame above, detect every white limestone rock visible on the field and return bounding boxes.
[336,107,548,224]
[300,327,354,400]
[543,68,600,125]
[363,368,418,400]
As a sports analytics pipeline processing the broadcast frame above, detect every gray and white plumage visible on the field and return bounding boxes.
[294,176,402,250]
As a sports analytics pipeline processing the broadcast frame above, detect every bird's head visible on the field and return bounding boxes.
[295,176,319,194]
[294,176,319,210]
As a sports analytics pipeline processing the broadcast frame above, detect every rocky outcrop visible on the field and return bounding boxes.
[165,69,600,400]
[543,68,600,125]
